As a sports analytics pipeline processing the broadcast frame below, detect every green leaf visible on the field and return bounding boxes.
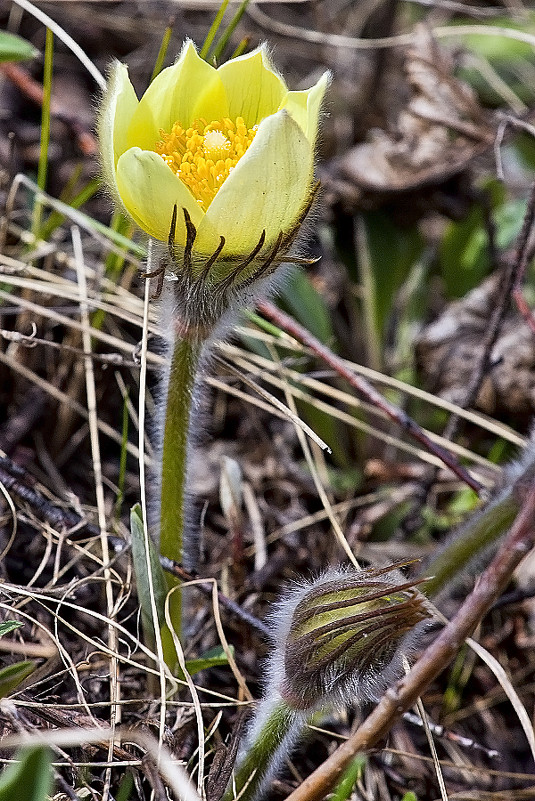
[440,191,525,298]
[130,505,181,671]
[0,622,22,638]
[0,31,38,63]
[460,18,535,62]
[280,267,334,344]
[0,661,36,699]
[116,771,135,801]
[130,504,168,638]
[0,746,53,801]
[331,755,366,801]
[185,644,232,676]
[361,211,423,341]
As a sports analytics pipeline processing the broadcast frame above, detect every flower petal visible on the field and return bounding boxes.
[98,61,138,201]
[217,45,287,127]
[280,71,330,145]
[126,41,228,151]
[116,148,204,243]
[194,110,312,257]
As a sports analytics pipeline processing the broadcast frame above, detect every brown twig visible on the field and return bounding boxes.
[283,479,535,801]
[159,557,270,637]
[256,300,483,494]
[511,179,535,336]
[0,62,97,157]
[0,456,99,536]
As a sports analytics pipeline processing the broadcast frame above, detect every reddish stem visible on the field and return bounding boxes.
[256,300,483,494]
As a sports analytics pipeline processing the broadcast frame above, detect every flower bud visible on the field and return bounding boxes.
[275,564,430,711]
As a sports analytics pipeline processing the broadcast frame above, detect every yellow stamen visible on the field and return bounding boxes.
[155,117,257,211]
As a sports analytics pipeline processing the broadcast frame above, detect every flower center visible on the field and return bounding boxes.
[155,116,257,211]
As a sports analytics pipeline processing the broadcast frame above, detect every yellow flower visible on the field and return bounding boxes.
[98,41,329,269]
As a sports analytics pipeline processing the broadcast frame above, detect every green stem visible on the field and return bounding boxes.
[423,488,520,598]
[160,335,202,640]
[224,700,300,801]
[32,28,53,239]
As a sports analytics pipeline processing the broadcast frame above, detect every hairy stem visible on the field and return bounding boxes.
[224,699,301,801]
[160,334,202,641]
[422,444,535,598]
[422,489,519,598]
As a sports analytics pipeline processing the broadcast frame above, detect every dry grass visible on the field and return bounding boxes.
[1,1,535,800]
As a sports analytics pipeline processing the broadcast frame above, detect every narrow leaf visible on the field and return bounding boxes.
[0,622,22,638]
[0,746,53,801]
[0,661,36,699]
[130,504,168,637]
[0,31,38,62]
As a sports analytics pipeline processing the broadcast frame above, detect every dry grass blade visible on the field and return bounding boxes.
[72,224,119,797]
[1,5,533,799]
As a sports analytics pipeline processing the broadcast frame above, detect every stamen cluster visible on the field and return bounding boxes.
[156,117,257,211]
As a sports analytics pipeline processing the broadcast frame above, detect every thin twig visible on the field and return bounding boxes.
[0,459,97,535]
[283,480,535,801]
[256,300,483,494]
[511,180,535,335]
[159,558,270,638]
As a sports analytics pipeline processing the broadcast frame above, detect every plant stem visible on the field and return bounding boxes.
[160,334,202,641]
[32,27,53,238]
[281,479,535,801]
[423,490,519,598]
[224,699,301,801]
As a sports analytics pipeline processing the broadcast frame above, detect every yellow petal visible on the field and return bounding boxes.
[116,148,204,243]
[217,45,287,127]
[126,41,228,151]
[98,61,138,202]
[280,71,330,145]
[194,110,312,258]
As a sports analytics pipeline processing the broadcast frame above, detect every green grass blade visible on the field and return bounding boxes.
[150,18,175,82]
[130,504,168,637]
[32,27,53,238]
[210,0,251,63]
[200,0,230,61]
[230,36,250,59]
[331,755,367,801]
[0,661,36,699]
[38,176,100,242]
[0,621,22,638]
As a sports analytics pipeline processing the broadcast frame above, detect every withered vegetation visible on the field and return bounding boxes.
[0,2,535,800]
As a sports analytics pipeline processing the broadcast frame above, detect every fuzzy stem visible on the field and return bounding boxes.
[224,699,302,801]
[160,334,202,640]
[423,493,518,598]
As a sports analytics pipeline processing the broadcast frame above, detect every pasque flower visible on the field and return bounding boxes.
[97,40,329,672]
[98,41,329,287]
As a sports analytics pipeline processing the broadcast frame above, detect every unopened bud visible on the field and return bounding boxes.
[277,564,430,711]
